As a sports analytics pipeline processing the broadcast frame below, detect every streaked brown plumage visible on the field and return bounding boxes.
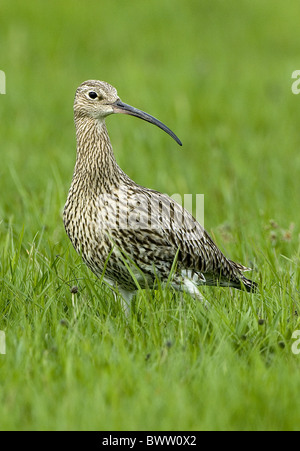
[63,80,256,307]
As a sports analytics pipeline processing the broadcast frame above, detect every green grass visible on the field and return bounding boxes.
[1,0,300,431]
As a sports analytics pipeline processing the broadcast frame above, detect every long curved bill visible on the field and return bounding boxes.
[112,100,182,146]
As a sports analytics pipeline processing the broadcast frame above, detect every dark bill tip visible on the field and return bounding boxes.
[112,100,182,146]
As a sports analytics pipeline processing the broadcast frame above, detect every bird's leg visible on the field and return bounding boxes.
[118,288,135,317]
[172,274,210,309]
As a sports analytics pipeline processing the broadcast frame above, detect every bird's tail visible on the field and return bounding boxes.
[228,259,257,293]
[240,275,258,293]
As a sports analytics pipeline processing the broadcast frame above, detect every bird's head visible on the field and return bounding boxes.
[74,80,182,146]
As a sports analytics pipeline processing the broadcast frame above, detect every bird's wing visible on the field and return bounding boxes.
[114,182,247,286]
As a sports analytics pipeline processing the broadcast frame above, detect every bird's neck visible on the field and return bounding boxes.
[73,115,120,193]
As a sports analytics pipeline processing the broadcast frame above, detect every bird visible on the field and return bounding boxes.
[63,80,256,311]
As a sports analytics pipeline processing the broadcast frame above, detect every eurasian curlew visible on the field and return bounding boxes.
[63,80,256,310]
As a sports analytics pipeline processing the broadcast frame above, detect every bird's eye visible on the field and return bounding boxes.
[88,91,98,99]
